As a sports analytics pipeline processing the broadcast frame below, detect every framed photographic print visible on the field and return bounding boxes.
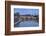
[5,1,45,35]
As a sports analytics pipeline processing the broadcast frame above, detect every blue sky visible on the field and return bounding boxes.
[14,8,39,15]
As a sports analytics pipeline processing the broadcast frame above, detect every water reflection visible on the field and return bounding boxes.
[14,20,39,27]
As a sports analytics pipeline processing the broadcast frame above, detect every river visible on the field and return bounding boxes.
[14,20,39,27]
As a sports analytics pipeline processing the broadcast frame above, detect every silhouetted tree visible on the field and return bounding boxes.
[14,12,20,22]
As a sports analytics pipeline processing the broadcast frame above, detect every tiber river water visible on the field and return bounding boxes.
[14,20,39,27]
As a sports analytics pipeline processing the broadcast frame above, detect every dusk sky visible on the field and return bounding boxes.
[14,8,39,15]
